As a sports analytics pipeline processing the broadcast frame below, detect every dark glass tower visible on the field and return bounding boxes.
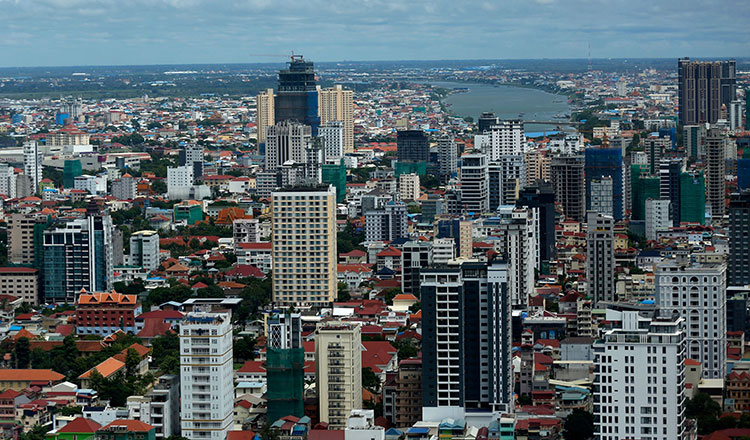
[396,130,429,163]
[585,147,623,221]
[678,57,736,125]
[729,191,750,286]
[517,182,556,263]
[274,56,320,133]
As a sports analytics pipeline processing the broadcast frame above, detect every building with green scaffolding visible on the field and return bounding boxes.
[265,312,305,421]
[322,160,346,203]
[680,171,705,224]
[630,165,660,221]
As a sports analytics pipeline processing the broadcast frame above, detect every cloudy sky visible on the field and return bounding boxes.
[1,0,747,67]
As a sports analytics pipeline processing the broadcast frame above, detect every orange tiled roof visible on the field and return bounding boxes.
[77,290,137,306]
[79,357,125,379]
[0,369,64,382]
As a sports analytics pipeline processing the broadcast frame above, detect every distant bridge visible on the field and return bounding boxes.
[522,120,582,126]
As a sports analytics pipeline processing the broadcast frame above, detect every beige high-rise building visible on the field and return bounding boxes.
[315,321,362,429]
[256,88,275,145]
[271,185,337,307]
[0,267,39,305]
[318,85,354,153]
[458,220,473,259]
[398,173,420,201]
[8,213,43,266]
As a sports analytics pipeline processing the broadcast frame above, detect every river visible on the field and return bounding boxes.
[431,81,572,135]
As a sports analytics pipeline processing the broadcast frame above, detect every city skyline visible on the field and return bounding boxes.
[0,0,749,67]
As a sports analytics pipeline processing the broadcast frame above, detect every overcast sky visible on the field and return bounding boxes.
[1,0,747,67]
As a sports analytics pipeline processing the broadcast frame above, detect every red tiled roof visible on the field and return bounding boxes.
[58,417,101,433]
[101,420,154,432]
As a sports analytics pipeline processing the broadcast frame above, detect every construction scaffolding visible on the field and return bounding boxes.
[265,347,305,422]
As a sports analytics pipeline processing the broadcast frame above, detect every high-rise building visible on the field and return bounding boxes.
[42,215,114,303]
[678,57,737,125]
[321,160,347,203]
[488,156,526,208]
[271,185,336,307]
[550,155,586,222]
[631,166,661,222]
[401,241,432,296]
[492,207,538,308]
[0,163,17,199]
[318,121,345,161]
[477,112,500,134]
[655,260,726,379]
[585,147,623,220]
[23,141,42,194]
[365,201,408,243]
[398,173,420,201]
[593,310,687,440]
[729,191,750,286]
[129,230,160,272]
[483,120,524,161]
[680,171,706,224]
[8,213,44,266]
[517,183,556,264]
[437,136,457,184]
[460,154,489,213]
[179,145,204,179]
[167,165,194,200]
[645,199,671,241]
[644,136,670,175]
[729,99,744,131]
[683,124,707,161]
[265,313,305,422]
[705,130,727,219]
[265,121,313,171]
[524,149,550,186]
[659,159,683,226]
[394,359,422,428]
[396,130,429,163]
[179,312,233,440]
[128,374,181,439]
[421,261,513,422]
[274,56,319,132]
[317,85,354,153]
[256,88,275,145]
[112,174,137,200]
[63,159,82,188]
[0,267,39,306]
[315,322,362,429]
[586,211,615,303]
[589,176,614,217]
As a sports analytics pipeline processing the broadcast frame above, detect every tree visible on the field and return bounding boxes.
[563,409,594,440]
[392,338,417,360]
[14,337,31,368]
[151,332,180,375]
[234,335,257,362]
[517,394,533,406]
[19,424,49,440]
[30,348,49,369]
[362,367,380,392]
[686,392,723,435]
[259,425,281,440]
[151,179,167,194]
[125,348,141,377]
[337,282,351,302]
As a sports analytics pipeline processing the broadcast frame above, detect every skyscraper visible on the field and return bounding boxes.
[477,112,500,134]
[316,322,362,428]
[460,154,489,213]
[317,85,354,153]
[585,147,623,220]
[593,311,687,440]
[589,176,614,217]
[265,312,305,422]
[396,129,429,163]
[365,201,408,243]
[256,88,275,145]
[517,183,556,264]
[437,136,457,184]
[178,144,204,179]
[659,158,683,226]
[318,121,345,161]
[586,211,615,303]
[492,206,538,308]
[678,57,737,125]
[271,185,336,307]
[680,170,706,224]
[421,261,513,422]
[23,141,42,194]
[180,311,233,440]
[729,191,750,286]
[265,121,313,171]
[488,156,526,208]
[42,215,114,303]
[550,155,585,222]
[483,120,524,161]
[274,56,319,132]
[705,129,727,219]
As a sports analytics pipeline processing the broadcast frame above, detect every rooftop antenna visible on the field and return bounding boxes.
[587,42,592,72]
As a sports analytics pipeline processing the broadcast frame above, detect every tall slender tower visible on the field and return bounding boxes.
[271,185,336,307]
[23,141,42,194]
[180,311,234,440]
[705,129,727,219]
[256,88,275,145]
[317,85,354,153]
[550,155,586,222]
[274,56,319,133]
[586,211,615,303]
[315,322,362,429]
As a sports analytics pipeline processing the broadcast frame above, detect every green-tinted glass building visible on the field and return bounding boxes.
[63,159,82,188]
[630,165,660,221]
[680,171,706,224]
[394,161,427,177]
[173,202,203,225]
[322,160,346,203]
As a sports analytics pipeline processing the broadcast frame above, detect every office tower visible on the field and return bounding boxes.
[42,215,114,303]
[256,88,275,145]
[589,177,614,217]
[488,156,526,208]
[365,201,408,243]
[129,230,160,272]
[179,144,204,179]
[317,85,354,153]
[593,311,687,440]
[683,124,707,161]
[586,211,615,303]
[62,159,82,188]
[315,322,362,429]
[167,165,194,200]
[8,213,44,265]
[550,155,586,221]
[585,147,623,220]
[678,57,737,125]
[264,121,313,171]
[274,56,319,131]
[421,261,513,421]
[517,183,556,264]
[304,138,324,184]
[659,159,683,226]
[524,149,550,186]
[0,163,16,198]
[432,238,455,264]
[180,312,233,440]
[401,241,432,296]
[644,136,670,174]
[112,173,137,200]
[23,141,42,194]
[705,130,727,219]
[271,185,336,307]
[319,121,345,161]
[422,194,445,224]
[484,120,524,161]
[655,261,726,379]
[680,171,706,224]
[437,136,457,183]
[396,129,429,163]
[729,99,744,131]
[729,191,750,286]
[265,313,305,422]
[477,112,500,134]
[398,173,420,201]
[492,206,538,308]
[645,199,671,241]
[460,154,489,213]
